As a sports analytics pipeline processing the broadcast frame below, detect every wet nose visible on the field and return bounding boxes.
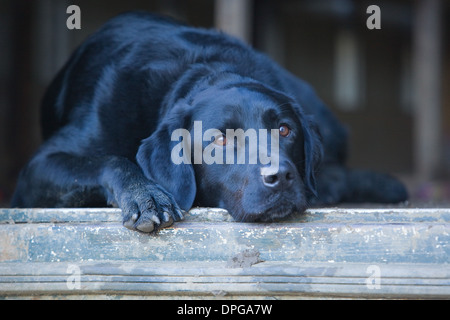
[261,163,295,189]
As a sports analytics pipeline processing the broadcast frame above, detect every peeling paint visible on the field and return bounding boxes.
[0,208,449,265]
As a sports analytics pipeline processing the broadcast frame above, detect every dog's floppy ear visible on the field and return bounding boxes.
[301,114,323,197]
[290,100,323,198]
[136,104,196,211]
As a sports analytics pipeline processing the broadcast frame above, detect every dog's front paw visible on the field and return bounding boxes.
[119,182,184,233]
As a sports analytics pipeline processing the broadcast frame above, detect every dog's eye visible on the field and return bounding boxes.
[214,134,227,146]
[279,124,291,137]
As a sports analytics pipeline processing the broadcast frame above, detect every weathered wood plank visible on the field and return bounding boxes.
[0,207,449,298]
[0,261,449,299]
[1,208,449,264]
[1,220,449,264]
[2,207,449,224]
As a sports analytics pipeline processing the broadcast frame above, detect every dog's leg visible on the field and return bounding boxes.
[11,152,183,233]
[309,164,408,205]
[342,168,409,204]
[308,164,349,206]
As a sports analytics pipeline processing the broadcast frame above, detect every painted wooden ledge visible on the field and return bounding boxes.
[0,207,449,299]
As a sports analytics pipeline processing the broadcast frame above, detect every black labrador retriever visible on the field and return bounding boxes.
[11,12,408,232]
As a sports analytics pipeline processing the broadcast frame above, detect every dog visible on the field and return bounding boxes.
[11,12,408,232]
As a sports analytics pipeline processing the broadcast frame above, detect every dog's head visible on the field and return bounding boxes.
[137,74,322,221]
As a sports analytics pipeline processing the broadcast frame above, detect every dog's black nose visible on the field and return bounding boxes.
[261,163,294,189]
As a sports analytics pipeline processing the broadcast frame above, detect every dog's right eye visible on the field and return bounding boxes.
[214,134,227,146]
[279,124,291,137]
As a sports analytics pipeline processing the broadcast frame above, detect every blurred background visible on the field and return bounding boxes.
[0,0,449,207]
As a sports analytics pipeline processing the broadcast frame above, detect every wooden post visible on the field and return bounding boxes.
[34,0,71,85]
[214,0,253,44]
[8,0,35,191]
[254,1,285,66]
[413,0,443,180]
[0,1,13,204]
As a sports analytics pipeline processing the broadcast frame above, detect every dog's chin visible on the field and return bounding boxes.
[230,201,307,222]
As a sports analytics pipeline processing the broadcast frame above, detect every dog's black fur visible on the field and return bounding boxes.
[12,12,408,232]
